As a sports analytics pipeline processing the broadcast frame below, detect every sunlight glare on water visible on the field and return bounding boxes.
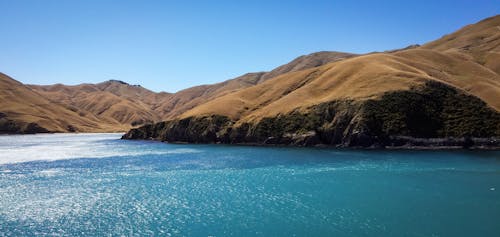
[0,134,499,236]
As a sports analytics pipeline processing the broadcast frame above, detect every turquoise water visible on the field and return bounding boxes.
[0,134,499,236]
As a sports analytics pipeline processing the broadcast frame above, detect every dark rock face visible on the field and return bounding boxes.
[123,81,500,148]
[122,115,233,143]
[0,117,50,134]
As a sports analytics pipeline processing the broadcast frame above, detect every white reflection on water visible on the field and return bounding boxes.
[0,133,200,164]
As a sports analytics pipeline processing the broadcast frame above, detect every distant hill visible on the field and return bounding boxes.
[0,73,123,133]
[29,80,168,127]
[2,50,355,133]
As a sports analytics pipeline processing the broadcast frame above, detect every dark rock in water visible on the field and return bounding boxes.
[122,81,500,149]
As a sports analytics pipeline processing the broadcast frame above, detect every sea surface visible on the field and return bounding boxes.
[0,133,499,236]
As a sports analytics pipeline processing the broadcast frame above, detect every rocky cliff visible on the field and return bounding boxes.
[123,81,500,148]
[123,16,500,148]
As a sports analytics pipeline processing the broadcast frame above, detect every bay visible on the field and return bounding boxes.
[0,134,499,236]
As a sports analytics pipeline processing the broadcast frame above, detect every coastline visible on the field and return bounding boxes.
[122,135,500,150]
[0,132,126,136]
[3,131,498,150]
[121,81,500,151]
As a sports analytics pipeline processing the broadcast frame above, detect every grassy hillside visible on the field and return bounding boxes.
[153,51,357,119]
[30,81,167,127]
[4,51,356,133]
[2,15,499,141]
[0,73,124,133]
[181,48,499,122]
[124,15,500,147]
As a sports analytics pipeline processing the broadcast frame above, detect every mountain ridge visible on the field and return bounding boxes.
[1,15,499,148]
[2,50,357,133]
[123,15,500,148]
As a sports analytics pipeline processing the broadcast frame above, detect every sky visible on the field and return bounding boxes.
[0,0,498,92]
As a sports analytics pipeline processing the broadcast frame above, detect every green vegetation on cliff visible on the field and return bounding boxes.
[363,81,500,138]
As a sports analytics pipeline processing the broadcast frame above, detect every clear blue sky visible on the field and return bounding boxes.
[0,0,498,92]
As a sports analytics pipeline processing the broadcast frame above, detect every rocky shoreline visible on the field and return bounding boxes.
[126,135,500,150]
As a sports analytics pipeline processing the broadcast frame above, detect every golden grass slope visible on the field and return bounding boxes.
[23,51,355,131]
[154,51,358,119]
[0,73,124,132]
[4,50,352,133]
[181,15,500,122]
[30,81,168,127]
[154,72,266,119]
[422,14,500,74]
[3,15,498,133]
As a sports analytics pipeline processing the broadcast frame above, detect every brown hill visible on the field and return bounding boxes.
[180,49,499,123]
[2,50,355,133]
[0,73,124,133]
[29,80,169,127]
[3,15,499,143]
[422,15,500,74]
[180,15,500,121]
[154,51,357,119]
[26,51,356,126]
[125,15,500,148]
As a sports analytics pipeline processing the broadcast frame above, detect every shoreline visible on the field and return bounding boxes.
[0,131,127,135]
[2,132,498,150]
[124,136,500,150]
